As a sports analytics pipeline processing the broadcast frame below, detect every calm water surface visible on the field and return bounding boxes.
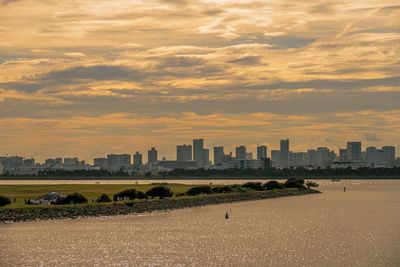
[0,180,399,266]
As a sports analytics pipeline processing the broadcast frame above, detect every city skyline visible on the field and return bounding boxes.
[1,138,397,164]
[1,1,400,162]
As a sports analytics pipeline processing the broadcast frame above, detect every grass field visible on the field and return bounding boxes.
[0,183,201,209]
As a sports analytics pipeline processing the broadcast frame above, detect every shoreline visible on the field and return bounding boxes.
[0,189,320,224]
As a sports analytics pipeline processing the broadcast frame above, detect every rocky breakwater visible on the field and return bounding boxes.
[0,189,320,223]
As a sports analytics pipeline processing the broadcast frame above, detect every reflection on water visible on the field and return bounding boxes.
[0,180,399,266]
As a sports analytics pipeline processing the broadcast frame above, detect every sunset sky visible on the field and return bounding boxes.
[0,0,399,162]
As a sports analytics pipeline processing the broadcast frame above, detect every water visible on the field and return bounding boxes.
[1,180,399,266]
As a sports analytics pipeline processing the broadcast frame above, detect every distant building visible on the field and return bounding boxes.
[158,160,198,170]
[94,158,108,169]
[133,152,143,168]
[148,147,158,164]
[193,139,204,167]
[213,146,224,166]
[203,148,210,168]
[289,152,307,167]
[280,139,289,168]
[107,154,131,170]
[347,142,362,162]
[339,148,347,162]
[271,150,281,168]
[235,145,247,159]
[257,145,267,160]
[383,146,395,163]
[177,144,192,161]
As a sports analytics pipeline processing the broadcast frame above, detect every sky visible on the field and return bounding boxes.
[0,0,399,162]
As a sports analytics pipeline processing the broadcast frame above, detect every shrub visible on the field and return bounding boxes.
[306,181,319,189]
[136,191,147,199]
[54,193,88,205]
[146,186,173,199]
[96,193,112,203]
[113,189,138,201]
[242,182,264,191]
[0,196,11,207]
[175,192,185,197]
[263,180,283,190]
[284,178,305,189]
[186,185,212,196]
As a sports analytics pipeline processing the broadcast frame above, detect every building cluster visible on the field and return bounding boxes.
[0,139,398,175]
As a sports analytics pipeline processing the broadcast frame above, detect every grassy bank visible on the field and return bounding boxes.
[0,188,320,223]
[0,183,197,209]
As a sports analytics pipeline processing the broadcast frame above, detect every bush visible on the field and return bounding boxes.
[146,186,173,199]
[263,180,283,190]
[0,196,11,207]
[54,193,88,205]
[136,191,147,199]
[284,178,305,189]
[186,185,212,196]
[306,181,319,189]
[175,192,185,197]
[96,193,112,203]
[242,182,264,191]
[113,189,138,201]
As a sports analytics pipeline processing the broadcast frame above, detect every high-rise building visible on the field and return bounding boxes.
[148,147,158,163]
[203,148,210,167]
[177,144,192,161]
[235,145,247,159]
[107,154,131,169]
[193,139,204,167]
[280,139,289,168]
[382,146,396,162]
[271,150,281,168]
[347,142,362,162]
[246,152,253,160]
[213,146,224,166]
[133,152,143,168]
[257,145,267,159]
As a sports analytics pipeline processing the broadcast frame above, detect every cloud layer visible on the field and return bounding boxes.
[0,0,399,161]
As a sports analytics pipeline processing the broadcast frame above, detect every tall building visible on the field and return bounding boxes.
[203,148,210,167]
[213,146,224,166]
[148,147,158,163]
[107,154,131,169]
[382,146,395,162]
[133,152,143,167]
[193,139,204,167]
[235,145,247,159]
[177,144,192,161]
[257,145,267,159]
[347,142,362,162]
[271,150,281,168]
[280,139,289,168]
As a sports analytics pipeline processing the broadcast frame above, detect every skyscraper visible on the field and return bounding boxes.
[203,148,210,167]
[133,152,143,167]
[213,146,224,166]
[347,142,362,162]
[382,146,395,162]
[235,145,246,159]
[257,145,267,159]
[148,147,158,163]
[193,139,204,167]
[177,144,192,161]
[280,139,289,168]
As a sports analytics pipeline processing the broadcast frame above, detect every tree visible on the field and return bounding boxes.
[284,178,305,189]
[96,193,112,203]
[54,193,88,205]
[306,181,319,189]
[242,182,264,191]
[186,185,212,196]
[146,186,173,199]
[0,196,11,207]
[263,180,283,190]
[113,189,138,201]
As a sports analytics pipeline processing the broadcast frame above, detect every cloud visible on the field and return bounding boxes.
[365,133,381,141]
[228,56,261,65]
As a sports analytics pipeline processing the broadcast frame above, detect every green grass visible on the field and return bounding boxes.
[0,183,200,209]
